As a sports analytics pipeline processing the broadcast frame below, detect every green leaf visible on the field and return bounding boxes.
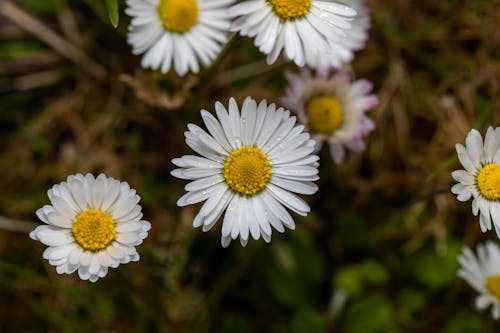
[334,260,388,297]
[105,0,119,28]
[398,288,426,314]
[291,308,324,333]
[334,267,362,296]
[267,235,326,307]
[343,296,394,333]
[337,215,371,249]
[20,0,56,14]
[359,260,389,285]
[407,241,461,289]
[442,312,481,333]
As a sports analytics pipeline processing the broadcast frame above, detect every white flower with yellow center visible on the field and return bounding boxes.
[281,69,378,163]
[458,242,500,319]
[306,0,371,72]
[228,0,357,67]
[126,0,234,76]
[171,97,319,247]
[30,174,151,282]
[451,127,500,236]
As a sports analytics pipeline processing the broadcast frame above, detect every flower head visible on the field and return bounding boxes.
[458,242,500,319]
[281,69,378,163]
[306,0,372,73]
[171,97,319,247]
[30,174,151,282]
[451,127,500,236]
[228,0,357,68]
[126,0,235,76]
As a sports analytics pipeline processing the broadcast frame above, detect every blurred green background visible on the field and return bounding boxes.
[1,0,499,332]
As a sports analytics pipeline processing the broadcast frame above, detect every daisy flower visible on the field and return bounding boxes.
[306,0,371,73]
[171,97,319,247]
[228,0,357,68]
[30,174,151,282]
[458,241,500,319]
[126,0,235,76]
[451,127,500,236]
[280,69,378,163]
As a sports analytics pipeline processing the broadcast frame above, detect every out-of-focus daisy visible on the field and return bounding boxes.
[458,242,500,319]
[451,127,500,236]
[30,174,151,282]
[126,0,234,76]
[306,0,371,72]
[228,0,356,67]
[281,69,378,163]
[171,97,319,247]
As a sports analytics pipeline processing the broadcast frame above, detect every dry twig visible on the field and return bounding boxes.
[0,216,35,234]
[0,1,106,79]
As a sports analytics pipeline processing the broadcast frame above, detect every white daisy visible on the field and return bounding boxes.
[451,127,500,236]
[126,0,235,76]
[280,69,378,163]
[228,0,357,68]
[30,174,151,282]
[458,241,500,319]
[306,0,371,73]
[171,96,319,247]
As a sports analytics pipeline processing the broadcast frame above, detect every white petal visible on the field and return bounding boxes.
[78,265,91,280]
[476,295,493,310]
[221,235,232,248]
[30,226,74,246]
[480,212,492,232]
[451,170,475,185]
[240,97,257,146]
[261,190,295,229]
[270,176,318,195]
[465,129,483,169]
[267,183,310,216]
[456,144,479,174]
[253,197,272,237]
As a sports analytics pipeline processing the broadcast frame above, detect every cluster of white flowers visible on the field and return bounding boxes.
[453,127,500,318]
[31,0,380,283]
[125,0,378,161]
[26,1,500,324]
[126,0,371,76]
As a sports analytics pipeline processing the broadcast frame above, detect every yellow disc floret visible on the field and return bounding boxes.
[477,163,500,201]
[157,0,198,33]
[268,0,311,20]
[223,145,271,196]
[487,274,500,298]
[72,209,116,252]
[306,95,343,134]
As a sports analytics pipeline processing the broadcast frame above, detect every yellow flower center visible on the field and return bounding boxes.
[306,95,343,134]
[157,0,199,33]
[268,0,311,20]
[477,163,500,201]
[486,274,500,298]
[72,209,116,252]
[223,145,271,196]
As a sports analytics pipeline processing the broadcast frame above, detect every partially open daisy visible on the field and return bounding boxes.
[228,0,356,67]
[281,69,378,163]
[126,0,234,76]
[458,242,500,319]
[306,0,371,72]
[171,97,319,247]
[30,174,151,282]
[451,127,500,236]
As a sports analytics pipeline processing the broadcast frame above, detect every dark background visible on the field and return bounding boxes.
[0,0,499,332]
